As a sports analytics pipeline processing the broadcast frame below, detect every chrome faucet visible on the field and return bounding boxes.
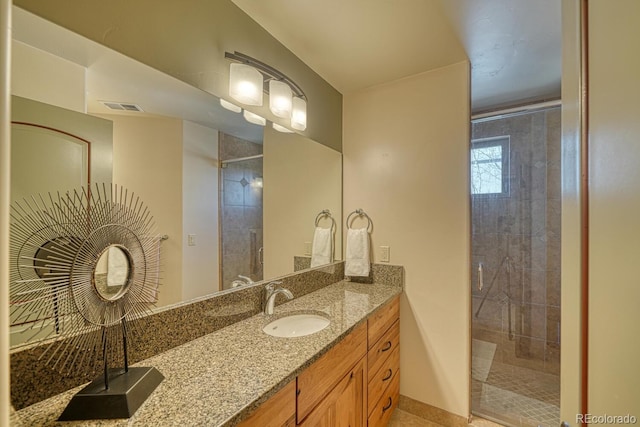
[264,281,293,315]
[238,275,254,284]
[231,275,254,288]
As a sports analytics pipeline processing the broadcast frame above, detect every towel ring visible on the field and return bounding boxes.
[346,208,373,232]
[315,209,336,231]
[315,209,333,227]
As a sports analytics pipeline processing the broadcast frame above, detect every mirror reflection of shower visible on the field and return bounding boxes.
[219,131,264,290]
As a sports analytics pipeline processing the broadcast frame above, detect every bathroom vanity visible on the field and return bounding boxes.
[13,277,402,426]
[244,295,400,427]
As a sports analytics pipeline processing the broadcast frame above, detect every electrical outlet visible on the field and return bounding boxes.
[304,241,312,256]
[187,234,196,246]
[380,246,390,262]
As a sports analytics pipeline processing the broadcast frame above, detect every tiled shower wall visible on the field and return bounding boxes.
[219,132,263,290]
[471,108,561,375]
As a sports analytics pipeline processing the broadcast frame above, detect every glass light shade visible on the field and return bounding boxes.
[243,110,266,126]
[269,80,293,118]
[251,176,263,188]
[229,63,263,106]
[219,99,242,113]
[291,97,307,131]
[272,123,294,133]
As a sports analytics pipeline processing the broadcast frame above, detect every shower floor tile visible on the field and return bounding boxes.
[472,361,560,427]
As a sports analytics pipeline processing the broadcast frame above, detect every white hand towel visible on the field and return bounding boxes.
[310,226,333,267]
[107,246,129,287]
[345,228,370,277]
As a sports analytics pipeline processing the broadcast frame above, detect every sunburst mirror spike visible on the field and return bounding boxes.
[9,184,164,420]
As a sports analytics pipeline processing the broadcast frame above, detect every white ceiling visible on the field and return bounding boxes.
[232,0,562,112]
[14,0,562,125]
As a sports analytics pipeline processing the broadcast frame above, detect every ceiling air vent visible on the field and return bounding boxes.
[100,101,144,112]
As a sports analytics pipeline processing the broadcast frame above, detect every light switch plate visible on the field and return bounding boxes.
[380,246,390,262]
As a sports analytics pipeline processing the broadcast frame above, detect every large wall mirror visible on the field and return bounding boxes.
[9,6,342,348]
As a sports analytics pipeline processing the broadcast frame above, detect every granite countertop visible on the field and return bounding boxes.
[14,280,402,426]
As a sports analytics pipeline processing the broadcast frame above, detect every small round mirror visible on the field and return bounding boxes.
[93,245,132,301]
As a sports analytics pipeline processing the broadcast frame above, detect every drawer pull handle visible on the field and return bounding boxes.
[382,397,393,412]
[382,369,393,381]
[381,341,392,352]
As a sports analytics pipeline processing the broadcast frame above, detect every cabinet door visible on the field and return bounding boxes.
[238,381,296,427]
[299,357,366,427]
[297,322,367,422]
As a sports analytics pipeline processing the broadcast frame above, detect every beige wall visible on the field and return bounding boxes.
[11,40,85,112]
[106,114,184,307]
[263,126,342,279]
[182,121,220,300]
[587,0,640,417]
[343,61,471,417]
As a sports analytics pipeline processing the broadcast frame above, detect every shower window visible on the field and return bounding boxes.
[471,136,510,196]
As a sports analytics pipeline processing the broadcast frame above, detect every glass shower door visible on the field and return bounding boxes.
[219,131,264,291]
[470,107,561,427]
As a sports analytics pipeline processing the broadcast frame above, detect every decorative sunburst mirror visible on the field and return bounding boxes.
[9,184,164,420]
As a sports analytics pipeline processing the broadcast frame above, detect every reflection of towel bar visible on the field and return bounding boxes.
[346,209,373,232]
[159,235,169,241]
[315,209,336,230]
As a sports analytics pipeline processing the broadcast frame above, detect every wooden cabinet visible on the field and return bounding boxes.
[367,296,400,426]
[367,372,399,427]
[297,322,367,423]
[367,296,399,348]
[367,346,399,415]
[240,296,400,427]
[238,380,296,427]
[367,320,399,383]
[299,357,367,427]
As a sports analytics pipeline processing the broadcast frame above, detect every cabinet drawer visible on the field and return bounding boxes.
[367,370,399,427]
[368,319,399,380]
[367,296,399,349]
[297,322,367,423]
[238,380,296,427]
[367,346,399,416]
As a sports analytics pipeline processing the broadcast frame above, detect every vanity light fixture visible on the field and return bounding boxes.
[251,176,264,188]
[243,110,266,126]
[225,51,307,130]
[272,122,294,133]
[229,63,263,106]
[269,80,293,118]
[291,97,307,131]
[220,98,242,113]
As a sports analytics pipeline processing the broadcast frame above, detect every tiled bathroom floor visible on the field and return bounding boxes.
[389,409,505,427]
[471,361,560,427]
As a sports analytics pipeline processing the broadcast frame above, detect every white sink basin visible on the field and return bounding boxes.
[263,314,330,338]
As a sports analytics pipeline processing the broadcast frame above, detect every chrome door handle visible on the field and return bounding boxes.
[477,262,484,291]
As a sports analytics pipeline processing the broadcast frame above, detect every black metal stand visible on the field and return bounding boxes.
[58,366,164,420]
[59,320,163,421]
